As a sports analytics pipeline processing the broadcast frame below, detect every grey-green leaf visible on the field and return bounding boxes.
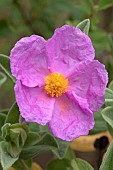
[53,138,69,159]
[0,141,18,170]
[105,99,113,107]
[25,132,45,146]
[0,54,15,83]
[71,158,94,170]
[0,109,9,115]
[107,124,113,137]
[47,159,72,170]
[5,102,20,124]
[0,72,7,87]
[101,106,113,128]
[20,133,58,159]
[0,113,6,136]
[90,109,107,135]
[99,141,113,170]
[13,159,32,170]
[1,123,28,158]
[76,19,90,35]
[108,80,113,91]
[104,88,113,99]
[65,147,75,161]
[47,158,94,170]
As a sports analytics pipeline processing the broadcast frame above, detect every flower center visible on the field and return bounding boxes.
[45,73,69,97]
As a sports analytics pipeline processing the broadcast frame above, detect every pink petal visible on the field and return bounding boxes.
[68,60,108,112]
[46,25,95,76]
[10,35,49,87]
[14,81,55,125]
[48,94,94,141]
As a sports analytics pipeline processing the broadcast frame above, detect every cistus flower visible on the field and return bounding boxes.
[10,25,108,141]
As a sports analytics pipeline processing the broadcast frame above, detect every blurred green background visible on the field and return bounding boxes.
[0,0,113,109]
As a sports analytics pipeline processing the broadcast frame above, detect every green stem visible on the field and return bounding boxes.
[19,159,31,170]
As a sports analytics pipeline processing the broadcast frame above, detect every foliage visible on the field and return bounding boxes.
[99,141,113,170]
[0,0,113,169]
[47,158,94,170]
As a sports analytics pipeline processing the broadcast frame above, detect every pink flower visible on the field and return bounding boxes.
[10,25,108,141]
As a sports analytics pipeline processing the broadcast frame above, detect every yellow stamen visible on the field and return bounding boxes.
[45,72,69,97]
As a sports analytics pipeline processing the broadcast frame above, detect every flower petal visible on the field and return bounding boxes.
[48,94,94,141]
[14,81,55,125]
[46,25,95,76]
[10,35,49,87]
[68,60,108,112]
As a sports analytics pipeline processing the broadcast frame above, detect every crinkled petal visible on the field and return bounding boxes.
[48,94,94,141]
[10,35,49,87]
[14,80,55,125]
[68,60,108,112]
[46,25,95,76]
[67,91,93,115]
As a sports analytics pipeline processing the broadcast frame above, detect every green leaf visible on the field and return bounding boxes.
[0,72,7,87]
[53,138,69,159]
[7,142,22,158]
[1,123,28,158]
[99,0,113,10]
[105,99,113,107]
[0,54,15,83]
[8,127,27,157]
[25,132,45,146]
[20,133,58,159]
[10,123,28,133]
[13,159,32,170]
[76,19,90,35]
[47,159,72,170]
[101,107,113,137]
[64,147,75,161]
[25,131,69,158]
[0,164,3,170]
[0,141,18,170]
[47,158,93,170]
[99,141,113,170]
[71,158,94,170]
[10,127,27,147]
[107,123,113,137]
[5,102,20,124]
[2,123,10,140]
[108,80,113,91]
[39,124,51,133]
[21,145,56,160]
[0,108,9,115]
[29,123,50,133]
[0,113,6,136]
[90,109,107,135]
[28,122,40,132]
[104,88,113,99]
[101,106,113,128]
